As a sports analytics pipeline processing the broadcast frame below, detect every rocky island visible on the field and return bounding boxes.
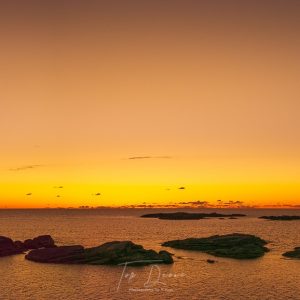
[0,235,173,265]
[162,233,269,259]
[141,212,246,220]
[259,215,300,221]
[25,241,173,265]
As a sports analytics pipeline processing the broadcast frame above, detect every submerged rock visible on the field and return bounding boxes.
[259,215,300,221]
[25,241,173,266]
[162,233,269,259]
[282,247,300,259]
[141,212,246,220]
[206,259,216,264]
[0,236,24,257]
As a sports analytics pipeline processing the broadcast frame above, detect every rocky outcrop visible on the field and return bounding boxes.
[0,236,24,257]
[25,245,85,263]
[23,235,56,250]
[83,241,173,265]
[259,215,300,221]
[282,247,300,259]
[162,233,269,259]
[0,235,56,257]
[141,212,246,220]
[25,241,173,266]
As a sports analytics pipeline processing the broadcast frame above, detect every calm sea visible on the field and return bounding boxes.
[1,208,300,300]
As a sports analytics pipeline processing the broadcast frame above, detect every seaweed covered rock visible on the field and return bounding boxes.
[282,247,300,259]
[25,241,173,266]
[162,233,269,259]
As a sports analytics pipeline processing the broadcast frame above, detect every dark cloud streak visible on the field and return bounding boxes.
[9,165,42,171]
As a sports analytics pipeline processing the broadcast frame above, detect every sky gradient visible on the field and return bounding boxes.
[1,0,300,208]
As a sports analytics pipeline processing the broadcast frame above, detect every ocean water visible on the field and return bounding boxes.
[1,208,300,300]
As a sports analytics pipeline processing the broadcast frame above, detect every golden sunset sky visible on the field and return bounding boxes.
[1,0,300,208]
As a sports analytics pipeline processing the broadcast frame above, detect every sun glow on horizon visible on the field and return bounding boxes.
[1,1,300,208]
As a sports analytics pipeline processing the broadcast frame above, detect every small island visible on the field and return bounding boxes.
[162,233,269,259]
[282,247,300,259]
[141,212,246,220]
[259,215,300,221]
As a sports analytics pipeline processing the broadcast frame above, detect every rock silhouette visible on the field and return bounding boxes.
[0,236,24,257]
[0,235,56,257]
[26,246,84,263]
[141,212,246,220]
[23,235,56,249]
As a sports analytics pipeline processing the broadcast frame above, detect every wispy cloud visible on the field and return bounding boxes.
[9,165,42,171]
[128,156,172,160]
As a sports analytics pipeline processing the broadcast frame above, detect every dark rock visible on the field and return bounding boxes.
[14,241,27,251]
[24,239,35,249]
[259,215,300,221]
[24,235,56,250]
[141,212,246,220]
[162,233,269,259]
[282,247,300,259]
[1,235,56,258]
[25,246,85,263]
[157,250,174,264]
[228,217,238,219]
[25,241,174,266]
[0,236,24,257]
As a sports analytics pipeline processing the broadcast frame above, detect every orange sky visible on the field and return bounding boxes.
[0,0,300,208]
